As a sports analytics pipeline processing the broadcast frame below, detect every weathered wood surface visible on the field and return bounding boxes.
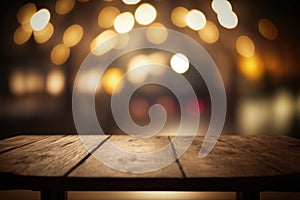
[0,134,299,192]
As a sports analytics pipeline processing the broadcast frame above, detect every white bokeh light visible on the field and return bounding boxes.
[170,53,190,74]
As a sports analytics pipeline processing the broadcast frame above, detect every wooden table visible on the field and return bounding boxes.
[0,134,299,200]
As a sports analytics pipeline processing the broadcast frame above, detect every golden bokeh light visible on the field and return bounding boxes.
[238,55,264,80]
[217,11,238,29]
[76,69,101,93]
[30,9,51,31]
[33,22,54,44]
[122,0,141,5]
[135,3,157,25]
[22,23,33,33]
[55,0,75,15]
[236,35,255,58]
[170,53,189,74]
[186,9,206,31]
[63,24,83,47]
[98,6,120,29]
[212,0,232,14]
[114,33,129,49]
[146,22,168,44]
[198,20,219,44]
[13,25,32,45]
[25,72,44,93]
[102,68,124,94]
[17,3,37,24]
[127,54,150,84]
[90,30,118,55]
[258,18,278,40]
[50,44,70,65]
[114,12,135,33]
[9,70,26,96]
[46,69,65,96]
[171,7,188,28]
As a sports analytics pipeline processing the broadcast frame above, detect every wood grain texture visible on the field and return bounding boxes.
[0,135,46,153]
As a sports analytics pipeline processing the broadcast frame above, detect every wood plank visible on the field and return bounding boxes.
[221,135,300,174]
[0,135,46,153]
[175,136,279,177]
[0,135,107,176]
[69,135,183,177]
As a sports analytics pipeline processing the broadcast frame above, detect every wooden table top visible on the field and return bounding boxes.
[0,134,299,192]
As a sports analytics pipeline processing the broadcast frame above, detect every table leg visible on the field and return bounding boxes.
[41,190,67,200]
[236,191,260,200]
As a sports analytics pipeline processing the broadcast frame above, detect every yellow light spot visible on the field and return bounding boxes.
[198,20,219,44]
[98,6,120,29]
[258,18,278,40]
[114,12,135,33]
[46,69,65,96]
[76,69,101,93]
[122,0,141,5]
[171,7,188,28]
[146,22,168,44]
[238,55,264,80]
[212,0,232,14]
[236,35,255,58]
[25,72,44,93]
[115,33,129,49]
[33,22,54,44]
[170,53,189,74]
[135,3,157,25]
[127,55,150,84]
[90,30,118,55]
[217,11,238,29]
[9,70,26,96]
[102,68,124,94]
[17,3,37,24]
[63,24,83,47]
[30,9,51,31]
[186,9,206,30]
[50,44,70,65]
[55,0,75,15]
[13,25,32,45]
[22,23,33,33]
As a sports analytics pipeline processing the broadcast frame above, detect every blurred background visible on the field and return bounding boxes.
[1,0,299,139]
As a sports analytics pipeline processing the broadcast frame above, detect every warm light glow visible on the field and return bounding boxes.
[146,22,168,44]
[130,97,150,119]
[55,0,75,15]
[90,30,118,55]
[115,33,129,49]
[77,69,101,93]
[63,24,83,47]
[102,68,124,94]
[170,53,189,74]
[22,23,33,33]
[25,72,44,93]
[30,9,51,31]
[17,3,37,24]
[33,22,54,44]
[217,11,238,29]
[135,3,157,25]
[98,6,120,29]
[212,0,232,14]
[46,69,65,95]
[122,0,141,5]
[9,70,26,96]
[186,9,206,30]
[13,25,32,45]
[50,44,70,65]
[114,12,135,33]
[127,54,154,84]
[238,55,264,80]
[258,18,278,40]
[171,7,188,28]
[198,20,219,44]
[236,35,255,58]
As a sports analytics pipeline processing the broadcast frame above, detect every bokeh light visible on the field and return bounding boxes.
[198,20,219,44]
[146,22,168,44]
[9,70,26,96]
[186,9,206,30]
[98,6,120,29]
[25,72,44,93]
[55,0,75,15]
[258,18,278,40]
[76,69,101,93]
[13,25,32,45]
[170,53,189,74]
[127,54,150,84]
[114,12,135,33]
[114,33,129,49]
[17,3,37,25]
[171,7,188,28]
[217,11,238,29]
[122,0,141,5]
[135,3,157,25]
[30,9,51,31]
[50,44,70,65]
[130,97,150,119]
[238,55,264,80]
[90,30,118,55]
[46,69,65,96]
[102,68,124,94]
[212,0,232,15]
[236,35,255,57]
[63,24,83,47]
[33,22,54,44]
